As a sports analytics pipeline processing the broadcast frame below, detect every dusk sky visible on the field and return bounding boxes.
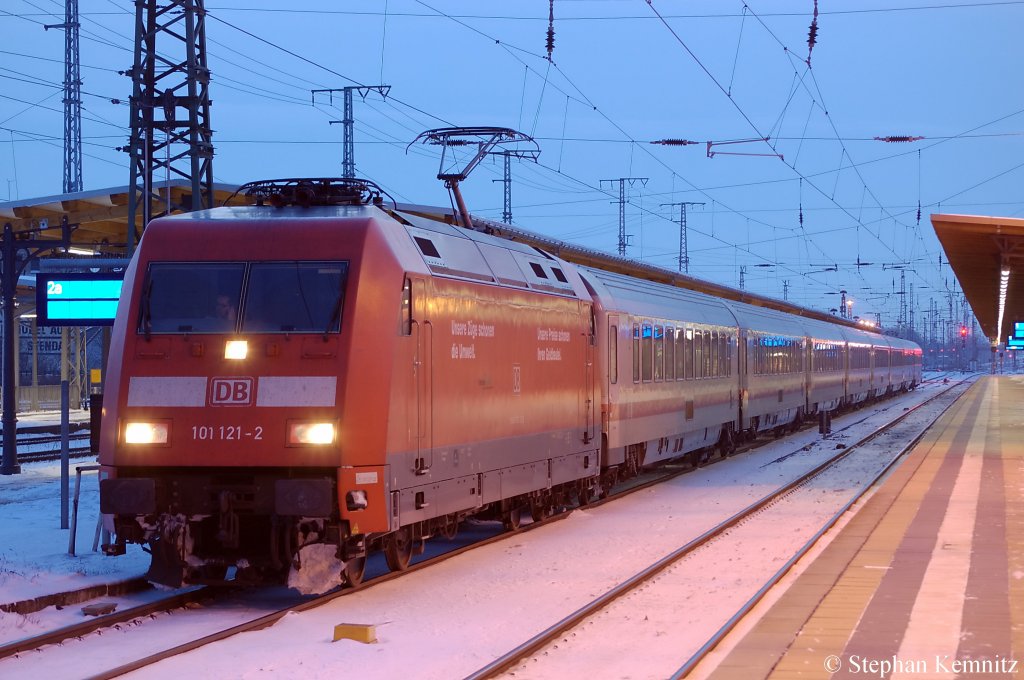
[2,1,1022,330]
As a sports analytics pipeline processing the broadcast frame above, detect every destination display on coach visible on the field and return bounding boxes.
[35,272,125,326]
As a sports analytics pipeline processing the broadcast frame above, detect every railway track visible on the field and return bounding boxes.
[0,380,965,678]
[25,458,704,675]
[463,377,973,679]
[13,433,93,463]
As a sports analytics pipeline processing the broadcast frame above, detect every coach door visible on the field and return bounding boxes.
[412,278,433,473]
[583,304,596,445]
[738,329,750,430]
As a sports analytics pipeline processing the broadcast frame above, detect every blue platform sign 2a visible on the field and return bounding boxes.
[35,272,125,326]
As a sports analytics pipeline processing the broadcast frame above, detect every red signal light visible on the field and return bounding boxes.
[959,326,968,337]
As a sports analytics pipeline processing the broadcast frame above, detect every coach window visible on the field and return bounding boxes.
[642,323,654,382]
[693,330,704,379]
[696,331,704,378]
[715,332,722,376]
[654,325,665,381]
[675,328,686,379]
[712,329,720,376]
[632,324,641,382]
[609,325,618,384]
[684,328,694,379]
[665,326,675,380]
[724,331,733,374]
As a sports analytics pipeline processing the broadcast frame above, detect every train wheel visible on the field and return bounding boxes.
[384,527,413,572]
[576,479,594,507]
[343,556,367,587]
[530,499,553,522]
[502,506,522,531]
[440,515,459,540]
[718,427,736,457]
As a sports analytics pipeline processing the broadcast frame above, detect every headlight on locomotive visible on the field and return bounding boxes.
[123,421,170,445]
[287,421,336,446]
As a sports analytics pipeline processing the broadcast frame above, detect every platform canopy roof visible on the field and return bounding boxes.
[931,213,1024,344]
[0,180,244,254]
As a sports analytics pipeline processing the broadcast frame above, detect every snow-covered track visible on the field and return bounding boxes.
[465,378,972,680]
[0,586,207,661]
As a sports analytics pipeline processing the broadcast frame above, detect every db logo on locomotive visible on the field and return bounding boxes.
[209,377,255,406]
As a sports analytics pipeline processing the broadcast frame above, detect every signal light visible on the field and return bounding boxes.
[959,326,969,337]
[225,340,248,360]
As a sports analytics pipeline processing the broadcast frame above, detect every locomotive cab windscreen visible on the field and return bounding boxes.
[140,261,349,335]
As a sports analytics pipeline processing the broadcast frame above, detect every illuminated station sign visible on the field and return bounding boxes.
[1004,321,1024,349]
[35,272,125,326]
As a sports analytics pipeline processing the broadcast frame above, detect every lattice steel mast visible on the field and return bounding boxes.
[312,86,390,178]
[125,0,214,251]
[662,201,703,273]
[601,177,648,256]
[45,1,82,192]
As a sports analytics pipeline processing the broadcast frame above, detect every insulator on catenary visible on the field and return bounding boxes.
[806,0,819,65]
[650,139,699,146]
[546,0,555,61]
[874,136,925,143]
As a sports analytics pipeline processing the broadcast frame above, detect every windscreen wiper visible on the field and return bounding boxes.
[323,293,343,340]
[141,279,153,340]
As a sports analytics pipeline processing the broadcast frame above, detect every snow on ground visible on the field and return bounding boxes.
[0,373,978,679]
[0,460,150,603]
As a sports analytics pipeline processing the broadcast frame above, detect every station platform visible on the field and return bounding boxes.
[708,375,1023,679]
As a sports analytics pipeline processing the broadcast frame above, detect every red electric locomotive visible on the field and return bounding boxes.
[100,179,600,587]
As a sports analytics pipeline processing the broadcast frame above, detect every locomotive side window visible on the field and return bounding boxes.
[530,263,549,279]
[242,261,348,333]
[414,237,441,258]
[140,263,245,334]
